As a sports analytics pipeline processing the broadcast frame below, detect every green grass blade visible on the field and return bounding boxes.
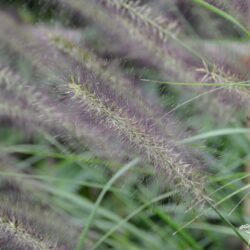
[204,197,249,246]
[179,128,250,144]
[141,79,250,87]
[192,0,250,37]
[76,158,140,250]
[91,190,176,250]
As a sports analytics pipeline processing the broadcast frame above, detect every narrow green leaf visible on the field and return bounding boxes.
[192,0,250,37]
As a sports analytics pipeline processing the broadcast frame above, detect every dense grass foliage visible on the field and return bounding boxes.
[1,0,250,249]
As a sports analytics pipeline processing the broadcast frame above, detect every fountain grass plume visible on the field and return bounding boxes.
[49,35,188,134]
[50,35,205,166]
[66,74,207,206]
[0,219,50,250]
[198,63,250,109]
[50,35,140,95]
[49,35,149,108]
[0,10,202,164]
[96,0,203,78]
[0,8,207,202]
[0,14,125,157]
[0,65,130,161]
[0,10,71,81]
[0,10,133,160]
[54,0,194,81]
[51,0,250,118]
[0,175,82,250]
[4,0,245,120]
[0,11,47,76]
[54,0,250,123]
[61,0,250,113]
[98,0,178,44]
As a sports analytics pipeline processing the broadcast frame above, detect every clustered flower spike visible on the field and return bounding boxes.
[98,0,179,43]
[53,0,250,111]
[67,75,206,205]
[0,8,208,206]
[0,176,82,250]
[0,66,129,161]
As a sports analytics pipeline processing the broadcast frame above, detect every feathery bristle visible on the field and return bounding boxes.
[67,74,206,204]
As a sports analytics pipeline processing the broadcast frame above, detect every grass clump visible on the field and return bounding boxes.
[1,0,250,249]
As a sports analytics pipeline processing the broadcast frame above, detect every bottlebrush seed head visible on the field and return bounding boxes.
[67,74,206,205]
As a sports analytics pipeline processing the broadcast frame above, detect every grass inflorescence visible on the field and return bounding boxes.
[1,0,250,249]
